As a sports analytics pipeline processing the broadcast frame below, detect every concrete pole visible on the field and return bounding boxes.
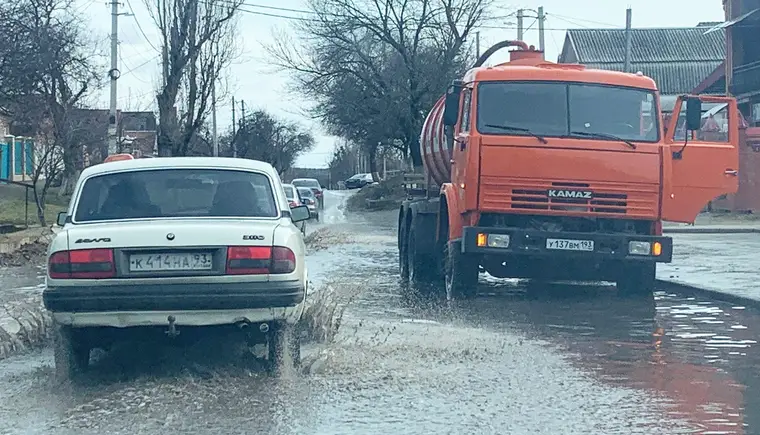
[108,0,120,156]
[211,81,218,157]
[624,7,633,73]
[475,31,480,57]
[517,9,524,41]
[538,6,545,54]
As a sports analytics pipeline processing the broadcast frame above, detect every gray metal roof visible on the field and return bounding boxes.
[566,27,725,64]
[563,27,725,94]
[582,61,723,94]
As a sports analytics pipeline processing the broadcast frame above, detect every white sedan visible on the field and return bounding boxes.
[44,155,311,378]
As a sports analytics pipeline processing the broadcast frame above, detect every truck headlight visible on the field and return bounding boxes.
[487,234,510,248]
[628,241,651,255]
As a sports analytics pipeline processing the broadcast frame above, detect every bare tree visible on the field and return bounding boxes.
[28,133,64,226]
[0,0,103,195]
[146,0,242,157]
[267,0,490,169]
[225,109,315,175]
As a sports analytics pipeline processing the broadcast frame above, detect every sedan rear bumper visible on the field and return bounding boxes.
[43,279,305,313]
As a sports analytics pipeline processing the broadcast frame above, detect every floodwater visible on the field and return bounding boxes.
[0,191,758,434]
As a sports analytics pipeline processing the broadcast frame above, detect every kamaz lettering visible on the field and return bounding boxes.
[547,190,593,199]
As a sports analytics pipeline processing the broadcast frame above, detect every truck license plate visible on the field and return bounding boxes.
[129,253,213,271]
[545,238,594,252]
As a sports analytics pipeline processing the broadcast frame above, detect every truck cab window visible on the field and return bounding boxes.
[476,81,659,143]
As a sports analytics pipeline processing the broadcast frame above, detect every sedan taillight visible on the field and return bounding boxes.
[288,200,298,208]
[49,249,116,279]
[225,246,296,275]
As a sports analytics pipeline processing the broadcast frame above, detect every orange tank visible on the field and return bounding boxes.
[419,41,544,186]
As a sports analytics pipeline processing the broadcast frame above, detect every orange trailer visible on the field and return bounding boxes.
[398,41,740,299]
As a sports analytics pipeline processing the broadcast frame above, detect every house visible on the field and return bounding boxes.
[696,0,760,212]
[1,109,44,183]
[558,25,726,111]
[70,109,157,165]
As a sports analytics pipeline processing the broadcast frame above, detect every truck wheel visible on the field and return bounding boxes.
[617,262,656,296]
[268,322,301,373]
[53,323,90,381]
[407,225,438,285]
[444,240,479,300]
[399,218,410,281]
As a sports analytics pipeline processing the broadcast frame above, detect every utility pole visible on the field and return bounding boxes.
[239,100,246,158]
[624,7,633,72]
[107,0,121,156]
[517,9,524,41]
[538,6,546,54]
[211,81,218,157]
[231,96,237,158]
[475,31,480,57]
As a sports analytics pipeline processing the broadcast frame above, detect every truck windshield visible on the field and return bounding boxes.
[476,81,659,143]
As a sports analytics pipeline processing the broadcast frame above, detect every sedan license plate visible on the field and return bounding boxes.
[129,253,213,272]
[546,238,594,252]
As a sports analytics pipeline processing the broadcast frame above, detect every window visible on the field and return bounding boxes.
[476,81,659,143]
[460,88,473,133]
[283,185,295,198]
[292,179,320,189]
[73,169,278,222]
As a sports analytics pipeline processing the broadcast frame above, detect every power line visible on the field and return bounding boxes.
[122,55,160,76]
[126,0,161,53]
[546,13,618,28]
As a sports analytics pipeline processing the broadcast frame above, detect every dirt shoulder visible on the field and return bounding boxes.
[345,176,405,212]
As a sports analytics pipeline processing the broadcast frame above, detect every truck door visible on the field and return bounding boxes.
[662,95,739,223]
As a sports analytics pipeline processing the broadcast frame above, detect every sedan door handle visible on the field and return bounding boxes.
[725,169,738,176]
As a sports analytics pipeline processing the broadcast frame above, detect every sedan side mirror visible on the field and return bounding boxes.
[291,205,310,223]
[56,212,68,226]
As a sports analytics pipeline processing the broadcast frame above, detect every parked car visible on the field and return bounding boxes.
[297,187,319,222]
[291,178,324,210]
[282,183,306,235]
[345,173,374,189]
[44,157,311,379]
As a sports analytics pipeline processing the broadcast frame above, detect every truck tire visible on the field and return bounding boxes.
[398,220,410,281]
[268,322,301,373]
[617,262,656,296]
[444,240,479,300]
[53,323,90,381]
[407,225,439,285]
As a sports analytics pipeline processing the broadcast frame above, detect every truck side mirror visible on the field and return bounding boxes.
[685,97,702,131]
[442,85,462,127]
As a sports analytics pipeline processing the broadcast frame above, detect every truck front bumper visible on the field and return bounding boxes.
[461,226,673,263]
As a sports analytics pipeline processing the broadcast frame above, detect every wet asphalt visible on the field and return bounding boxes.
[0,191,759,434]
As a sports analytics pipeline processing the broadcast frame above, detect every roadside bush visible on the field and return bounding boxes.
[345,175,406,212]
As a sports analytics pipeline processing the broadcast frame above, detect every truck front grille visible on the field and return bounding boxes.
[479,177,659,219]
[512,182,627,214]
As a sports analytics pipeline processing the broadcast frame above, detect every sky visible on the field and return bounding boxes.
[80,0,726,168]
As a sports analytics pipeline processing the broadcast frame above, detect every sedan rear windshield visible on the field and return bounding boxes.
[476,81,659,142]
[73,169,278,222]
[283,185,295,198]
[292,179,319,188]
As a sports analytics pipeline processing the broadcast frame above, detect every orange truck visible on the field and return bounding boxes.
[397,40,740,299]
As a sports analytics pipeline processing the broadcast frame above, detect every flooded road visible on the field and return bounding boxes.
[0,191,759,434]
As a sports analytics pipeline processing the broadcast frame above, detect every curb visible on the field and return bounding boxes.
[663,227,760,234]
[656,278,760,309]
[0,295,52,361]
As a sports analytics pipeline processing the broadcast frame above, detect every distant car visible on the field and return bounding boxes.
[283,183,306,235]
[345,173,374,189]
[44,157,311,379]
[291,178,324,210]
[297,187,319,222]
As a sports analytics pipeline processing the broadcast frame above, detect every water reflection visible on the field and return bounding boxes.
[442,281,758,434]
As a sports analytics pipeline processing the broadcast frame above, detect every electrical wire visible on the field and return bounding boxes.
[126,0,161,52]
[546,12,618,28]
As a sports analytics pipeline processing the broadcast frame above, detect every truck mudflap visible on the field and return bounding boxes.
[461,226,673,263]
